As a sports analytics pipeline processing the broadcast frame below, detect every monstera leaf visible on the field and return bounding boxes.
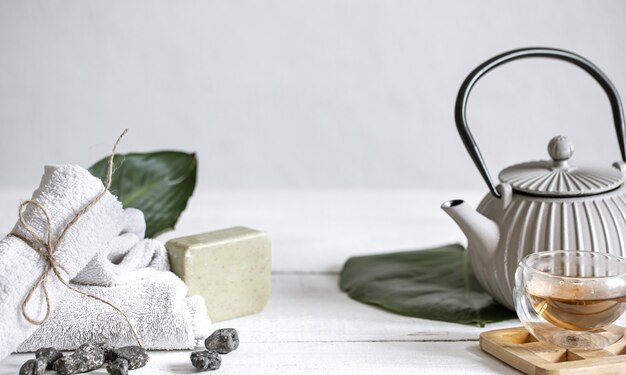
[339,244,516,326]
[89,151,197,238]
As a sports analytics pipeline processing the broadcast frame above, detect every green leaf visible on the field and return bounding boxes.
[89,151,197,238]
[339,244,516,327]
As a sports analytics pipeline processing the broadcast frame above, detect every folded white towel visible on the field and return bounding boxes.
[185,295,212,344]
[16,272,211,351]
[61,209,210,350]
[72,208,170,286]
[0,165,129,360]
[1,164,211,358]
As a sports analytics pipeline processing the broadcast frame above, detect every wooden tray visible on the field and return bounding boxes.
[480,327,626,375]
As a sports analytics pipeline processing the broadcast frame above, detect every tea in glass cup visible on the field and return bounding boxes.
[515,250,626,350]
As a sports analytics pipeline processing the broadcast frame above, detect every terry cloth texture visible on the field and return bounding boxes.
[17,272,210,351]
[18,218,210,351]
[0,165,210,359]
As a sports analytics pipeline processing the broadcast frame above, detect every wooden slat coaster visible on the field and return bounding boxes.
[480,327,626,374]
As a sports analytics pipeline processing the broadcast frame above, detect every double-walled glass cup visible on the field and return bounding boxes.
[515,250,626,350]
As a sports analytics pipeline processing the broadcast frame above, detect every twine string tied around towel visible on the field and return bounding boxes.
[10,129,143,347]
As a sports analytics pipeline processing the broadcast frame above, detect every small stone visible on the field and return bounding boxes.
[35,347,63,369]
[95,342,115,354]
[19,358,46,375]
[190,350,221,371]
[205,328,239,354]
[104,346,149,370]
[106,358,129,375]
[53,342,105,375]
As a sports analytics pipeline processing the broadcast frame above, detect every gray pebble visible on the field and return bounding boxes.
[35,347,63,369]
[105,346,149,370]
[95,342,115,354]
[190,350,221,371]
[19,358,46,375]
[205,328,239,354]
[53,342,105,375]
[106,358,129,375]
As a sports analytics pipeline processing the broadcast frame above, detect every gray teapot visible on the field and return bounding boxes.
[442,47,626,309]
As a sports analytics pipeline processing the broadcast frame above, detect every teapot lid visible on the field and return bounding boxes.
[498,136,624,197]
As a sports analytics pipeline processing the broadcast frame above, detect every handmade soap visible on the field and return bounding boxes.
[166,227,271,322]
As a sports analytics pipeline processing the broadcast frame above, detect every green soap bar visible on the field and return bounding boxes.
[166,227,271,322]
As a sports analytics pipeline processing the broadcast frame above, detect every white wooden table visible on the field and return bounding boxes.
[0,188,524,374]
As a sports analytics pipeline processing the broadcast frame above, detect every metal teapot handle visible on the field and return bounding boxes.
[455,47,626,199]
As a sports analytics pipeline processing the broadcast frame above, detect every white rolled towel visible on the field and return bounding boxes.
[0,165,131,360]
[14,178,210,351]
[72,208,170,286]
[16,272,211,351]
[19,225,211,350]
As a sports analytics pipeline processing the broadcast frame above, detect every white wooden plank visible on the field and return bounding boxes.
[0,188,484,273]
[0,274,521,374]
[212,274,519,343]
[165,189,485,274]
[0,341,519,375]
[0,189,523,374]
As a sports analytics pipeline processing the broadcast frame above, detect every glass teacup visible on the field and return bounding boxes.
[515,250,626,350]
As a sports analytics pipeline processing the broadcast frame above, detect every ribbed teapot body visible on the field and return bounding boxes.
[469,184,626,309]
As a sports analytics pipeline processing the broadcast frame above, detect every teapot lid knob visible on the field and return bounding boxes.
[548,135,574,166]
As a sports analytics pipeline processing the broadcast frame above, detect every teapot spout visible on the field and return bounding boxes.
[441,199,499,262]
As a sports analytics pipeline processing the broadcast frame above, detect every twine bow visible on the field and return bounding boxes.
[10,129,143,347]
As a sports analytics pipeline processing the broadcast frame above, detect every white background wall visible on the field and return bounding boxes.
[1,1,625,190]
